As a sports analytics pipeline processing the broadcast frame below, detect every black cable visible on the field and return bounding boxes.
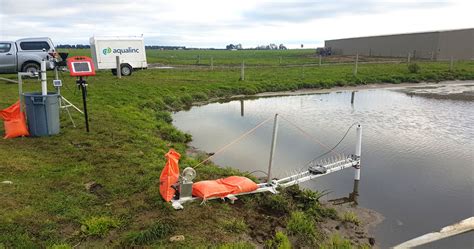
[300,122,360,170]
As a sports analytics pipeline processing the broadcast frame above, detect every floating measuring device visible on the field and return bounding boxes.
[159,115,362,210]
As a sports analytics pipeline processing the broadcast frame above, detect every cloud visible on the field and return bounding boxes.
[0,0,469,48]
[242,0,451,23]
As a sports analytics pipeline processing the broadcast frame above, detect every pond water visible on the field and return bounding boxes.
[173,83,474,248]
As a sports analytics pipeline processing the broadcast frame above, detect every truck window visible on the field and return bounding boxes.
[20,41,50,51]
[0,43,11,53]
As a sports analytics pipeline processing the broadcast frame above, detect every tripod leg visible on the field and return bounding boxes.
[64,106,76,128]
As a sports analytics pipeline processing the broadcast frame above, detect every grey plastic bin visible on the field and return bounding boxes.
[23,92,60,136]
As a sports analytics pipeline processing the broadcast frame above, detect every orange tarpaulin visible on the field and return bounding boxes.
[159,149,181,202]
[0,101,29,139]
[193,176,258,200]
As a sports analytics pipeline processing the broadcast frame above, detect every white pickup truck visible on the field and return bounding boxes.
[0,37,57,74]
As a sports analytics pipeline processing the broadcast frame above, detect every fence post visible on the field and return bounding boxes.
[450,56,454,71]
[407,52,411,63]
[319,55,322,66]
[351,91,355,104]
[116,56,121,79]
[240,60,245,81]
[197,55,201,65]
[211,57,214,70]
[279,56,282,65]
[353,53,359,76]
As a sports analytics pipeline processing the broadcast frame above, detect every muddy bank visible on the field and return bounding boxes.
[398,83,474,101]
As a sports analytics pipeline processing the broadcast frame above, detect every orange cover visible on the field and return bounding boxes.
[0,101,29,139]
[217,176,258,194]
[159,149,181,202]
[192,176,258,200]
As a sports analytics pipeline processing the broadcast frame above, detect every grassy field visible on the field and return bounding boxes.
[0,49,473,248]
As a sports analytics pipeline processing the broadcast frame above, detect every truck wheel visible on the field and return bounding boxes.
[120,64,133,76]
[22,62,40,74]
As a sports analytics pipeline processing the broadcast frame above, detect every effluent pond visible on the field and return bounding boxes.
[173,82,474,248]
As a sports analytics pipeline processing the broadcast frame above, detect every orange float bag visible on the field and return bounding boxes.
[159,149,181,202]
[192,180,233,200]
[217,176,258,194]
[0,101,29,139]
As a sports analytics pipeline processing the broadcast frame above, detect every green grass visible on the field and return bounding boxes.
[341,212,361,226]
[221,218,248,234]
[286,211,316,244]
[80,216,120,237]
[265,231,292,249]
[0,49,473,247]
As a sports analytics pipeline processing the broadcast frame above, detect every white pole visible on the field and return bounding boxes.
[267,114,279,183]
[240,60,245,81]
[18,73,23,113]
[354,124,362,181]
[116,56,121,78]
[41,60,47,95]
[353,53,359,76]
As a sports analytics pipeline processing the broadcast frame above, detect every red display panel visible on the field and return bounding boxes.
[67,56,96,77]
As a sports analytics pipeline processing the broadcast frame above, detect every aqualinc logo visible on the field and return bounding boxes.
[102,47,139,55]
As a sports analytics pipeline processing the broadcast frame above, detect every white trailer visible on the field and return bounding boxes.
[90,36,147,76]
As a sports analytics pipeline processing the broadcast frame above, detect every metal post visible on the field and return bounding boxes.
[17,73,23,113]
[240,60,245,81]
[351,91,355,104]
[267,114,279,183]
[240,99,244,117]
[41,60,47,95]
[211,57,214,70]
[353,53,359,76]
[116,56,121,78]
[354,124,362,181]
[450,56,454,71]
[319,55,322,66]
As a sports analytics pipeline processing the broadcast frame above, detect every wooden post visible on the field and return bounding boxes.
[319,55,322,66]
[211,57,214,70]
[240,99,244,117]
[116,56,121,79]
[407,52,411,63]
[450,56,454,71]
[353,53,359,76]
[240,60,245,81]
[351,91,355,104]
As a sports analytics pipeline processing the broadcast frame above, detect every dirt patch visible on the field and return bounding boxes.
[399,82,474,101]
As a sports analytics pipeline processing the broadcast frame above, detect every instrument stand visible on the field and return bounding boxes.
[76,76,90,132]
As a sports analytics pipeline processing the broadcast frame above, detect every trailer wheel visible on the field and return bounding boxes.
[22,62,40,74]
[120,64,133,76]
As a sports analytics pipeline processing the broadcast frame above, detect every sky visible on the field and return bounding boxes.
[0,0,473,48]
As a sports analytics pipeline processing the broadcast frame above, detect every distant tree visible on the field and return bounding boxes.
[226,44,236,50]
[301,44,304,48]
[279,44,287,50]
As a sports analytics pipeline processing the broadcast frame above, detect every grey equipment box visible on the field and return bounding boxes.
[23,92,60,136]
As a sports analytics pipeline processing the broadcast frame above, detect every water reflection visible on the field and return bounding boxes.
[173,85,474,248]
[329,179,360,206]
